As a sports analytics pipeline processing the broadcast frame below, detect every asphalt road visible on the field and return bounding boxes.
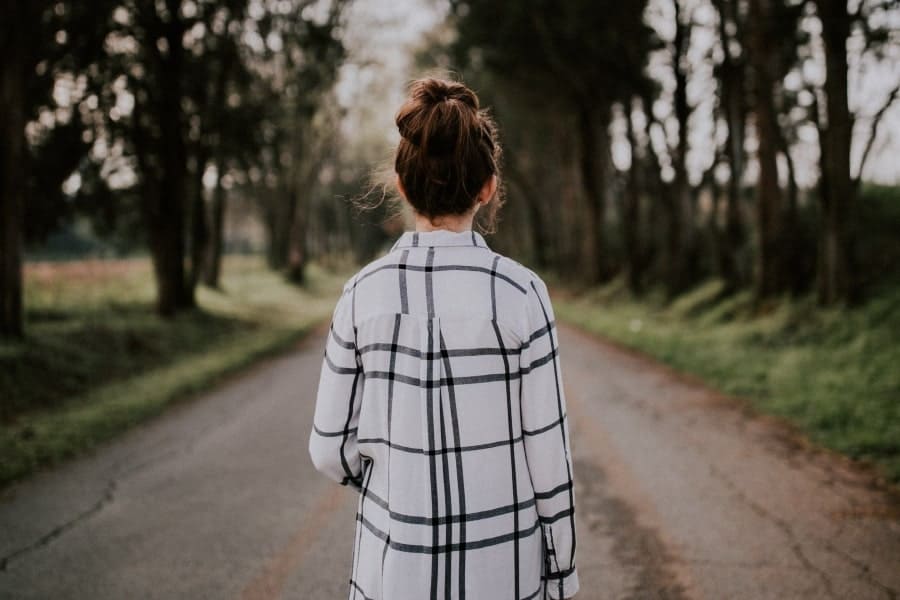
[2,322,899,599]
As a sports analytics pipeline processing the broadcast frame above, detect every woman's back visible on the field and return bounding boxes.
[309,77,578,600]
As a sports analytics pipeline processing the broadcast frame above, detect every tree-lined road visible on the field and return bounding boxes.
[2,322,898,599]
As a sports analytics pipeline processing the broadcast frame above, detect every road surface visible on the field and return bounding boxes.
[1,321,899,599]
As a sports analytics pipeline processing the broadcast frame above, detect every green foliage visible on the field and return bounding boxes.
[0,256,346,487]
[450,0,655,105]
[857,184,900,293]
[554,279,900,484]
[17,0,119,244]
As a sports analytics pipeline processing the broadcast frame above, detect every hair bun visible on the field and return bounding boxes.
[416,78,479,110]
[397,78,482,155]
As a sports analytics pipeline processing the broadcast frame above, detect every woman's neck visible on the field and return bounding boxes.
[413,212,474,233]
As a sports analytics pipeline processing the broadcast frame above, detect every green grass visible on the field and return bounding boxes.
[0,256,347,487]
[552,278,900,484]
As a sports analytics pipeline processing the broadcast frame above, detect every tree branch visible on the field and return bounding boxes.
[855,83,899,183]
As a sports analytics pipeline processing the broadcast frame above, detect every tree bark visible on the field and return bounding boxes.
[286,187,308,284]
[623,106,643,294]
[748,0,788,300]
[142,1,193,316]
[200,44,235,290]
[202,154,226,288]
[188,150,209,291]
[776,127,805,295]
[665,0,694,298]
[815,0,857,304]
[266,183,296,271]
[576,102,610,283]
[636,94,667,283]
[0,0,31,338]
[712,0,747,294]
[504,154,549,269]
[854,84,899,189]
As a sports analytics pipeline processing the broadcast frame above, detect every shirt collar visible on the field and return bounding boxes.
[390,229,491,251]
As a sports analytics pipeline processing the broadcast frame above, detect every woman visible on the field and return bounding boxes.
[309,77,579,600]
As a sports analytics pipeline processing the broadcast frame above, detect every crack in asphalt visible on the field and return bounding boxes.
[818,519,899,600]
[705,452,899,599]
[0,478,117,572]
[0,353,297,574]
[0,444,193,574]
[0,389,247,572]
[706,462,839,599]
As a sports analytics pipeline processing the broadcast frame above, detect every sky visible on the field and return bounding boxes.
[334,0,450,151]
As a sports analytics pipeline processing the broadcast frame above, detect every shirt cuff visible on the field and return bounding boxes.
[545,567,579,599]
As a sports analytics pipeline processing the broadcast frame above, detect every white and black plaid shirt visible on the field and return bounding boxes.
[310,228,579,600]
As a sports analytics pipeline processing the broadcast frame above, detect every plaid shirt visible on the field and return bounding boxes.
[309,228,579,600]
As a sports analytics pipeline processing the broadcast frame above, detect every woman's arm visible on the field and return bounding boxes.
[520,277,579,599]
[309,283,365,489]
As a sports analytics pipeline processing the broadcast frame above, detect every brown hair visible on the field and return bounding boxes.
[393,77,504,232]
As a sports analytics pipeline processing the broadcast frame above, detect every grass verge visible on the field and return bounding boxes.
[0,256,346,488]
[552,278,900,485]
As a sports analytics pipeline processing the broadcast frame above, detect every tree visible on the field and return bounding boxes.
[115,0,196,316]
[711,0,748,294]
[747,0,789,299]
[451,0,653,283]
[250,2,346,281]
[0,0,41,337]
[665,0,698,297]
[1,0,116,337]
[814,0,855,304]
[623,101,646,294]
[185,1,255,289]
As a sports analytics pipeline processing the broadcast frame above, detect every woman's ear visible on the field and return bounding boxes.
[478,174,498,205]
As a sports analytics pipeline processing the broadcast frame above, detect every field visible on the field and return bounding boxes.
[0,256,347,487]
[553,279,900,485]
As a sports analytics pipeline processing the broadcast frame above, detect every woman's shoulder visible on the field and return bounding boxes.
[339,251,402,294]
[489,252,548,297]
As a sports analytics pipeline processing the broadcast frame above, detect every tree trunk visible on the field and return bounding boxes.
[202,154,226,288]
[815,0,857,304]
[504,153,549,269]
[200,39,234,289]
[623,107,643,295]
[811,91,830,303]
[286,188,308,284]
[576,103,609,283]
[666,2,693,298]
[0,2,29,338]
[776,131,804,295]
[708,172,723,284]
[748,0,787,300]
[520,183,549,270]
[188,150,209,291]
[637,94,666,284]
[266,184,296,271]
[149,7,192,316]
[713,0,747,294]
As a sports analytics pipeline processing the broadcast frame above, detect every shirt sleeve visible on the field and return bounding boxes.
[308,281,365,490]
[519,276,579,599]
